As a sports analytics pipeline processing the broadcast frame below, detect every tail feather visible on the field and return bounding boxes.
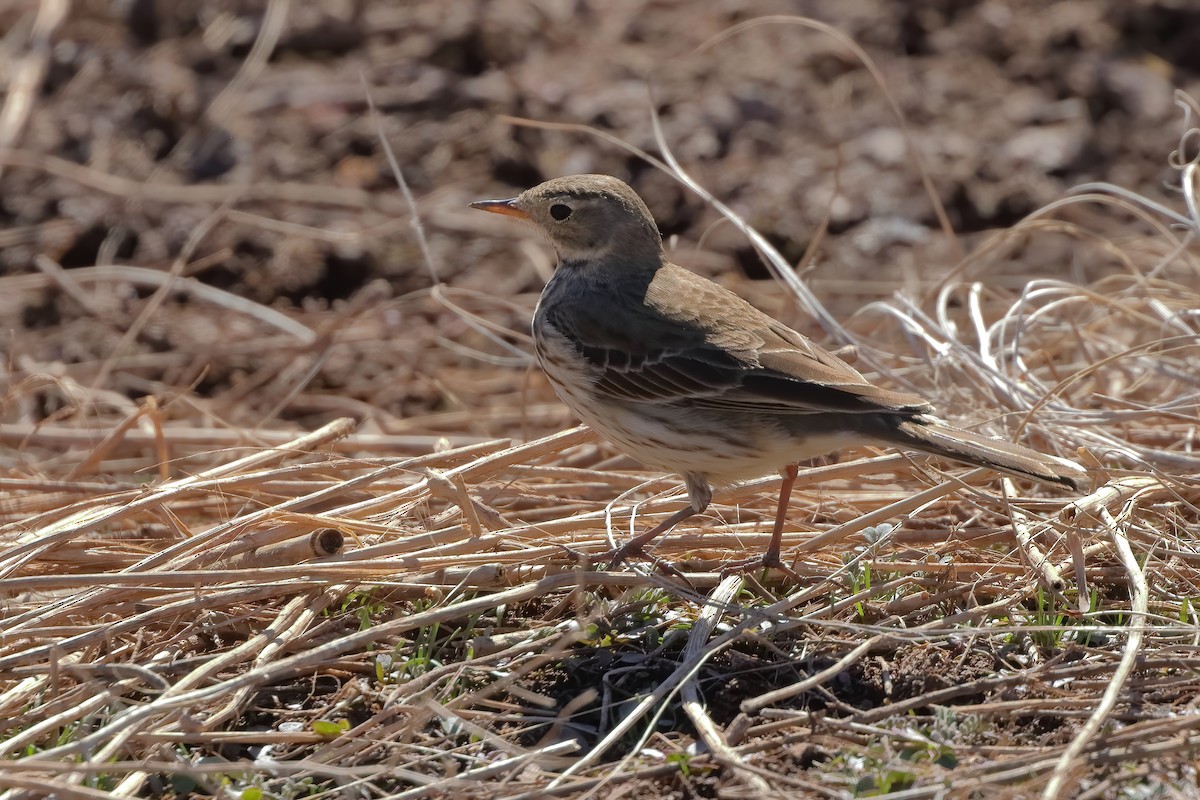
[870,415,1088,492]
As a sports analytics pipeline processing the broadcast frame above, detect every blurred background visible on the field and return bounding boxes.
[2,0,1196,444]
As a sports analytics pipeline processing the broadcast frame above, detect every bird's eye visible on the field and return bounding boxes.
[549,203,572,221]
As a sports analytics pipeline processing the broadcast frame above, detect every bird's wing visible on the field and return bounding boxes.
[543,263,931,416]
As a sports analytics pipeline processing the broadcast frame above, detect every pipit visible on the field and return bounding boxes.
[471,174,1087,571]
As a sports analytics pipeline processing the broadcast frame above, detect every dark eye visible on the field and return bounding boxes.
[549,203,572,221]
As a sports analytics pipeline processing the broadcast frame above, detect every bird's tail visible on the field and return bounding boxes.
[865,415,1088,491]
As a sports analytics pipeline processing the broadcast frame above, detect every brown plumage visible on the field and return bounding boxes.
[472,174,1087,570]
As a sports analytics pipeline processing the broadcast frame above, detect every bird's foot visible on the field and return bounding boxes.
[603,544,692,582]
[603,542,644,570]
[720,551,802,583]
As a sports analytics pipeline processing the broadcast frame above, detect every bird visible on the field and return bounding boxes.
[471,174,1087,571]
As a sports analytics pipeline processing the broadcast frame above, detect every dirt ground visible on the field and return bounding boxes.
[3,1,1200,798]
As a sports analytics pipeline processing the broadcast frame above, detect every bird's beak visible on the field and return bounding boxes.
[469,198,530,220]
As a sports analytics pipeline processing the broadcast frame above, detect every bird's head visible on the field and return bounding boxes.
[471,174,663,267]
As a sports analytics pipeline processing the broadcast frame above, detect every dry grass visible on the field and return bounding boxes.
[3,10,1200,798]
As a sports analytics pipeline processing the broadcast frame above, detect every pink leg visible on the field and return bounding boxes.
[723,463,801,577]
[607,473,711,569]
[762,462,799,567]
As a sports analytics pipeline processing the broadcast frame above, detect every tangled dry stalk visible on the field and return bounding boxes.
[3,12,1200,798]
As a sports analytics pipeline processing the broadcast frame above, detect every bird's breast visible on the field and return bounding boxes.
[532,311,599,406]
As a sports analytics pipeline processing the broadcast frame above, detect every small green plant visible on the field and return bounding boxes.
[55,723,78,748]
[311,719,350,738]
[276,776,323,799]
[333,590,387,631]
[899,741,958,769]
[666,751,692,776]
[624,587,672,623]
[583,587,677,650]
[1030,586,1068,649]
[375,652,394,683]
[372,596,490,699]
[83,772,116,792]
[842,553,872,619]
[931,705,988,745]
[854,766,915,796]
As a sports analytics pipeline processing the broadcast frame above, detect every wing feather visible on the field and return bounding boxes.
[541,262,931,416]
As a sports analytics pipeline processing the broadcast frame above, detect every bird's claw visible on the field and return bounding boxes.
[720,552,803,583]
[603,545,693,583]
[604,544,642,571]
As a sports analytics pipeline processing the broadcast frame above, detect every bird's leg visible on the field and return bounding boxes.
[763,462,799,567]
[606,473,710,569]
[723,463,802,578]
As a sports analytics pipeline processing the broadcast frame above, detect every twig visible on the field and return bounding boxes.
[680,575,770,793]
[1042,505,1150,800]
